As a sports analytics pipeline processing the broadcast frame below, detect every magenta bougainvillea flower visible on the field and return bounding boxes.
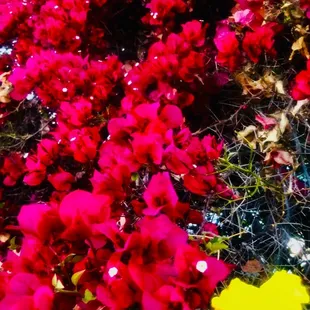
[0,153,25,186]
[1,0,308,308]
[215,30,243,71]
[292,60,310,100]
[242,23,282,63]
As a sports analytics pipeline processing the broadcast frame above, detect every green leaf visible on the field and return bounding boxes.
[61,253,83,266]
[71,269,85,286]
[206,236,229,254]
[82,289,96,304]
[131,173,139,182]
[52,274,57,287]
[8,236,18,250]
[52,274,65,290]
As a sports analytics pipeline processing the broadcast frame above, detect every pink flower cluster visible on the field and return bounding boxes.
[214,21,283,71]
[292,59,310,100]
[0,0,112,61]
[0,0,308,308]
[0,191,231,309]
[0,0,239,309]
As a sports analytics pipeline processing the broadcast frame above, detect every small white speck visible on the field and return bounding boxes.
[26,93,35,100]
[287,237,304,257]
[108,267,118,278]
[196,260,208,273]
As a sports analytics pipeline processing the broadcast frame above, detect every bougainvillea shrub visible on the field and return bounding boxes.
[0,0,310,309]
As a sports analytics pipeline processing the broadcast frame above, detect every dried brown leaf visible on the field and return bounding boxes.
[0,72,12,104]
[241,259,263,273]
[237,125,258,149]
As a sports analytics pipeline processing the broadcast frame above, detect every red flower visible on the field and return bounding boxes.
[8,68,36,101]
[137,213,188,259]
[32,0,88,51]
[202,222,219,235]
[164,145,193,174]
[179,51,205,82]
[164,33,189,55]
[91,0,108,6]
[59,190,110,240]
[242,23,282,63]
[0,153,25,186]
[174,127,192,148]
[143,0,187,26]
[300,0,310,18]
[291,60,310,100]
[236,0,263,11]
[215,31,243,71]
[23,156,46,186]
[59,98,92,128]
[186,209,204,225]
[109,215,188,297]
[0,273,54,310]
[215,181,236,199]
[173,244,232,308]
[183,163,217,195]
[159,104,183,129]
[0,272,54,310]
[143,172,181,217]
[175,91,195,108]
[181,20,207,47]
[69,127,101,163]
[134,102,160,124]
[187,136,222,165]
[150,55,179,79]
[132,133,163,165]
[96,279,137,310]
[18,203,62,242]
[37,139,59,166]
[47,168,75,191]
[91,166,131,200]
[201,135,224,160]
[107,115,136,140]
[98,141,139,173]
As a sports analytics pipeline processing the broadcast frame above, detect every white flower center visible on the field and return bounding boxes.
[108,267,118,278]
[196,260,208,273]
